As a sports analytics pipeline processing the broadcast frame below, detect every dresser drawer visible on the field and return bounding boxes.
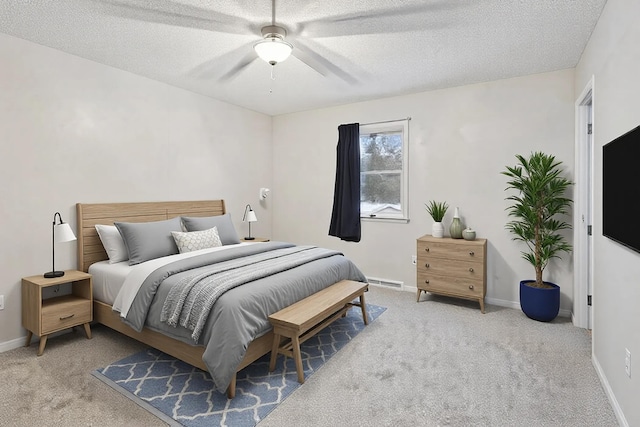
[417,240,484,262]
[417,273,484,298]
[42,296,91,334]
[417,256,484,279]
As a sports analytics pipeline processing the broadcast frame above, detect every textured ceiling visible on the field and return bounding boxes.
[0,0,607,116]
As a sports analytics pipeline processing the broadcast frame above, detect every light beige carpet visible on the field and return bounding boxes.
[0,286,618,426]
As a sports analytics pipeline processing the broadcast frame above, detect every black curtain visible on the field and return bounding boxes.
[329,123,361,242]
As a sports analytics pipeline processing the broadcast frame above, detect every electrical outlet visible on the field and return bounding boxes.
[625,348,631,378]
[411,255,417,265]
[0,294,4,310]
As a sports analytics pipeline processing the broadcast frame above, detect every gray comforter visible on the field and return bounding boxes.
[122,241,367,392]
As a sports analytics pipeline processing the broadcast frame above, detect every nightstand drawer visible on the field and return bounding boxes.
[417,273,484,298]
[417,240,484,262]
[41,296,91,334]
[417,257,484,280]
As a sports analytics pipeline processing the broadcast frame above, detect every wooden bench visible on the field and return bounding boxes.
[268,280,369,383]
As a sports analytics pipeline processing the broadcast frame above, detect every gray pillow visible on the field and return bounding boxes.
[115,217,183,265]
[181,213,241,245]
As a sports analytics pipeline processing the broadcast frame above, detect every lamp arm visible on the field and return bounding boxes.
[242,204,251,221]
[51,217,56,274]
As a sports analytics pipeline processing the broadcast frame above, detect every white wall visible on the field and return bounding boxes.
[575,0,640,424]
[272,69,576,312]
[0,34,272,347]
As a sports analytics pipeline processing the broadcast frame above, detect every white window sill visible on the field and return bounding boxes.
[361,216,409,224]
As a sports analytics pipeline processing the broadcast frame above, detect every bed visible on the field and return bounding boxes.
[76,200,367,398]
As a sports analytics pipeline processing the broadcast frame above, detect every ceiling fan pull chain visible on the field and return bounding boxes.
[269,66,274,93]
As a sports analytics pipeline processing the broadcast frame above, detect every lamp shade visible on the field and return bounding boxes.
[254,37,293,65]
[245,210,257,223]
[44,212,76,278]
[55,222,76,243]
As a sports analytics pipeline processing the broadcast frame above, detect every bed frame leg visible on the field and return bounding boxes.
[227,374,237,399]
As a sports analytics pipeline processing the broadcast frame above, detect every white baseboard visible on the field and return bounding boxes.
[593,354,629,427]
[403,286,571,317]
[0,329,74,354]
[0,336,28,353]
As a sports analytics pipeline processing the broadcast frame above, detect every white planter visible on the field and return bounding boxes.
[432,222,444,238]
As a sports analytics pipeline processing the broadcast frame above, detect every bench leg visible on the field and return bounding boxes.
[292,335,305,384]
[360,292,369,325]
[269,333,281,372]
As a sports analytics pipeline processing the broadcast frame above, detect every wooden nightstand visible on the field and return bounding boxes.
[22,270,93,356]
[242,237,270,242]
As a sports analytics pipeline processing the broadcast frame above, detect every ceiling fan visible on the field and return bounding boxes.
[252,0,293,67]
[95,0,460,83]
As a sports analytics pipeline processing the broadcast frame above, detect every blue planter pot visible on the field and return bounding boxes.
[519,280,560,322]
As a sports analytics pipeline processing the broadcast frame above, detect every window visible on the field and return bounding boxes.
[359,119,409,221]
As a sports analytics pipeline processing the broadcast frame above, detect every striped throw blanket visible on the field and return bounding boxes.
[160,245,339,341]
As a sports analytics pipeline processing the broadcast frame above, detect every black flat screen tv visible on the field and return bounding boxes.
[602,124,640,253]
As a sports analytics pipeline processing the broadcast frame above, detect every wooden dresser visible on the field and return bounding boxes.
[416,235,487,313]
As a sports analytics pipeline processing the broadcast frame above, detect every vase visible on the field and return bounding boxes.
[462,228,476,241]
[432,222,444,238]
[449,207,463,239]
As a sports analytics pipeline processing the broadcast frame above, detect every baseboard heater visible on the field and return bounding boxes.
[367,276,403,290]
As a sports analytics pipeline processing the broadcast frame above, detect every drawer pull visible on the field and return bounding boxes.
[424,263,430,268]
[468,285,474,290]
[469,267,474,272]
[425,279,430,284]
[469,251,475,256]
[425,247,430,252]
[59,314,75,320]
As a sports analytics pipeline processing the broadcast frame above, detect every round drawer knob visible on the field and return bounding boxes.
[425,279,430,284]
[425,263,430,268]
[469,251,475,256]
[425,247,430,252]
[469,267,474,272]
[468,285,474,290]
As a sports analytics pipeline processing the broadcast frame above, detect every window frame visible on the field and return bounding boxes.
[359,119,409,222]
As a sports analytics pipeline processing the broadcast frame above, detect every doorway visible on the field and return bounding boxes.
[574,77,594,330]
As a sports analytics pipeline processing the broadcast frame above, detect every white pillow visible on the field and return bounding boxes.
[171,226,222,254]
[95,224,128,264]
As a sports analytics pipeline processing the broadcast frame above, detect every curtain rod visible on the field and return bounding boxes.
[360,117,411,126]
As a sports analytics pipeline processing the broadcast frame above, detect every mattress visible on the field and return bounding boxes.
[88,242,259,306]
[88,261,132,305]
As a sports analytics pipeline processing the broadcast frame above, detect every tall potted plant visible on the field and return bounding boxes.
[425,201,448,238]
[501,152,573,321]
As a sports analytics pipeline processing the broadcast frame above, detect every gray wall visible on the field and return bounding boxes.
[575,0,640,424]
[272,69,576,312]
[0,34,272,347]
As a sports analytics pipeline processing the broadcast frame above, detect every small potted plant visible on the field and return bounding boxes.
[502,152,573,321]
[425,201,448,238]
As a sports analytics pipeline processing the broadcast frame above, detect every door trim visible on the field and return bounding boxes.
[573,76,595,330]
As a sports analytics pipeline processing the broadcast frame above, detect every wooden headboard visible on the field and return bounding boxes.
[76,200,226,272]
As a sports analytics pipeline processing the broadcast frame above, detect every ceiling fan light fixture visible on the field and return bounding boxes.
[254,36,293,66]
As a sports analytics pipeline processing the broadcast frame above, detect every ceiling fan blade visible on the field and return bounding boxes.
[298,3,460,37]
[219,52,258,82]
[188,42,258,81]
[290,38,357,85]
[92,0,255,35]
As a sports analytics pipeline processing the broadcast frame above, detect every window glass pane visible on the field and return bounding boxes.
[359,127,405,219]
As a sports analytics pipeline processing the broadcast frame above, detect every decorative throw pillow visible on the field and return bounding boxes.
[95,224,128,264]
[181,213,241,245]
[114,217,183,265]
[171,227,222,253]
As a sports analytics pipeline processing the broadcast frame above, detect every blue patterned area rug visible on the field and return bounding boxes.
[92,304,386,427]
